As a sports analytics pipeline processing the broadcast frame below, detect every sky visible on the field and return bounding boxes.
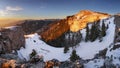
[0,0,120,20]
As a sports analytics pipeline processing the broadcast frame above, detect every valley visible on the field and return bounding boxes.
[1,10,120,68]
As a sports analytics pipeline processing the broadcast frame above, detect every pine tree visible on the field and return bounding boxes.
[90,23,96,42]
[90,23,100,42]
[72,33,75,46]
[99,30,103,42]
[68,31,71,46]
[101,22,106,37]
[29,49,37,59]
[64,46,69,53]
[85,24,89,42]
[107,24,109,29]
[77,31,82,43]
[70,50,80,62]
[95,23,100,40]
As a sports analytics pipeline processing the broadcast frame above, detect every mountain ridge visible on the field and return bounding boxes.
[40,10,110,41]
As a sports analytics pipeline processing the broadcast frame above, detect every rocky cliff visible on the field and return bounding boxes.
[0,26,25,53]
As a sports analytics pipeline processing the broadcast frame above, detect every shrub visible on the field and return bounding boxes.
[29,49,37,59]
[64,46,69,53]
[70,50,80,62]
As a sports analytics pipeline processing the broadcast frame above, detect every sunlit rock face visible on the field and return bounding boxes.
[41,19,69,41]
[41,10,110,41]
[68,10,110,32]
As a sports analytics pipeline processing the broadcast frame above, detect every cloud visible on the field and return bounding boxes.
[6,6,23,11]
[0,10,8,16]
[0,6,23,16]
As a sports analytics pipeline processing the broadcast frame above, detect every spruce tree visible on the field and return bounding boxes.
[107,24,109,29]
[29,49,37,59]
[72,33,75,46]
[101,22,106,37]
[77,31,82,43]
[95,24,100,40]
[64,46,69,53]
[85,24,89,42]
[99,30,103,42]
[90,23,100,42]
[90,23,96,42]
[70,50,80,62]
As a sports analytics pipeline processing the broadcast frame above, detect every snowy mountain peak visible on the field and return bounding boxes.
[68,10,110,32]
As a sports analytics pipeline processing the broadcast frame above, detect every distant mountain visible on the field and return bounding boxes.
[0,19,23,27]
[18,19,60,34]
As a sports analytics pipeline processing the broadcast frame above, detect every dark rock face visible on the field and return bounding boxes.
[114,15,120,43]
[0,26,25,53]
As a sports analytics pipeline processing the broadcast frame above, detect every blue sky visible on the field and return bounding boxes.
[0,0,120,19]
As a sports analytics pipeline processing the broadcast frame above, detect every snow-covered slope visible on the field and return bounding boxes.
[105,42,120,66]
[76,17,115,59]
[84,41,120,68]
[18,33,71,61]
[17,17,115,63]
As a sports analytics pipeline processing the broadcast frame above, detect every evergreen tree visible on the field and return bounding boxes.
[95,23,100,40]
[107,24,109,29]
[99,30,103,42]
[29,49,37,59]
[70,50,80,62]
[68,31,71,46]
[90,23,100,42]
[85,24,89,42]
[72,33,75,46]
[90,23,96,42]
[64,46,69,53]
[101,22,106,37]
[77,31,82,43]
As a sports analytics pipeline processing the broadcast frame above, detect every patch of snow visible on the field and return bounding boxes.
[24,33,41,38]
[4,26,19,30]
[84,59,104,68]
[18,34,72,61]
